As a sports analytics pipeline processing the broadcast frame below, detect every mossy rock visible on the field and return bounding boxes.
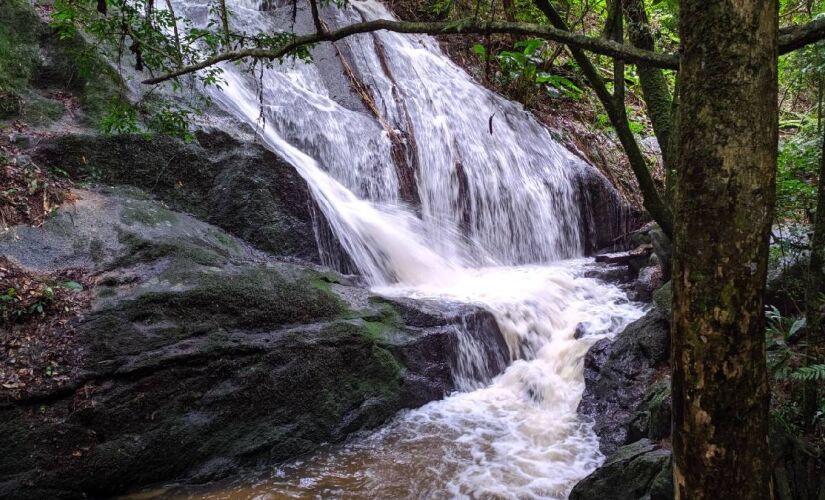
[0,0,40,93]
[569,439,673,500]
[20,93,65,126]
[33,132,326,261]
[652,280,672,313]
[627,376,672,443]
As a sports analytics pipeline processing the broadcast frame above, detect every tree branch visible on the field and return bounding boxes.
[779,16,825,54]
[534,0,674,238]
[141,18,678,84]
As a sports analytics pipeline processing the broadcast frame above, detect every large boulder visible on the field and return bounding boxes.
[31,131,334,263]
[569,439,672,500]
[0,188,509,498]
[578,310,671,456]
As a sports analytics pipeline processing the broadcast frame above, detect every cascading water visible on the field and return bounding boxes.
[159,0,646,497]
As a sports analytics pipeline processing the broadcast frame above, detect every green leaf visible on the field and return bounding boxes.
[62,281,84,291]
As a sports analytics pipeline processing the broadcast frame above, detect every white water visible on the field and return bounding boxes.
[160,0,646,497]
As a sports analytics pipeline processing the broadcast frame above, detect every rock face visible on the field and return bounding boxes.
[31,131,334,263]
[569,439,673,500]
[577,167,642,254]
[578,310,671,456]
[574,301,824,500]
[0,188,509,498]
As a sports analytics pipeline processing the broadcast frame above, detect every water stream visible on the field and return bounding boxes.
[150,0,646,497]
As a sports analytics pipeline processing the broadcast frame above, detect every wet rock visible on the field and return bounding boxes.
[595,244,653,272]
[649,227,672,280]
[633,264,663,302]
[652,281,672,313]
[31,131,335,262]
[569,439,673,500]
[626,377,672,444]
[578,310,670,456]
[0,188,509,498]
[766,255,808,315]
[583,263,632,284]
[577,167,642,254]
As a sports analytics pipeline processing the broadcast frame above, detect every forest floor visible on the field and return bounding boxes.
[0,146,91,401]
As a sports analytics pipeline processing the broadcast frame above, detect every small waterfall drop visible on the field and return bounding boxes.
[163,0,646,497]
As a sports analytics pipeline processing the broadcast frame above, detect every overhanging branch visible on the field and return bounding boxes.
[779,16,825,54]
[141,18,679,84]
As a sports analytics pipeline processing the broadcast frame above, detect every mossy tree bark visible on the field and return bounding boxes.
[672,1,777,498]
[621,0,674,170]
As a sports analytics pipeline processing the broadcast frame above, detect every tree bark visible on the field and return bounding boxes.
[672,1,777,499]
[622,0,674,170]
[803,115,825,427]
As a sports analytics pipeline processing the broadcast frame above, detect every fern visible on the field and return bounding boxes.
[791,364,825,381]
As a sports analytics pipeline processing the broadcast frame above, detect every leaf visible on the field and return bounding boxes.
[514,38,543,56]
[788,318,805,337]
[62,281,83,291]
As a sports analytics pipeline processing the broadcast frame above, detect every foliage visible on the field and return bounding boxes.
[472,38,582,104]
[792,363,825,381]
[765,305,825,383]
[50,0,312,132]
[0,0,41,92]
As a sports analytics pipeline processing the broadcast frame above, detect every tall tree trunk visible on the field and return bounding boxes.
[672,1,778,499]
[803,114,825,427]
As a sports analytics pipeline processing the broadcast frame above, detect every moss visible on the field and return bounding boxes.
[118,265,344,330]
[362,321,391,342]
[0,0,40,94]
[308,269,342,293]
[121,204,179,226]
[362,301,403,326]
[212,230,240,252]
[114,232,227,270]
[21,95,65,126]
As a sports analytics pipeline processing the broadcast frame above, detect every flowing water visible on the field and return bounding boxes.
[147,0,646,497]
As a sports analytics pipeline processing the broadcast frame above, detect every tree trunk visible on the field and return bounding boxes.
[622,0,674,170]
[803,115,825,427]
[672,1,777,499]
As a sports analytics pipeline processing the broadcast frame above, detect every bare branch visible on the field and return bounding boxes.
[218,0,231,47]
[308,0,325,35]
[164,0,183,66]
[141,18,679,84]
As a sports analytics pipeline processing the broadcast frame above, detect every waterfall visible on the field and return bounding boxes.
[164,0,646,497]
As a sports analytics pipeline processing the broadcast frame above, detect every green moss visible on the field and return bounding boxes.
[362,301,402,326]
[121,204,179,226]
[114,232,227,270]
[0,0,40,94]
[212,230,240,252]
[118,265,344,330]
[362,321,390,342]
[21,95,65,126]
